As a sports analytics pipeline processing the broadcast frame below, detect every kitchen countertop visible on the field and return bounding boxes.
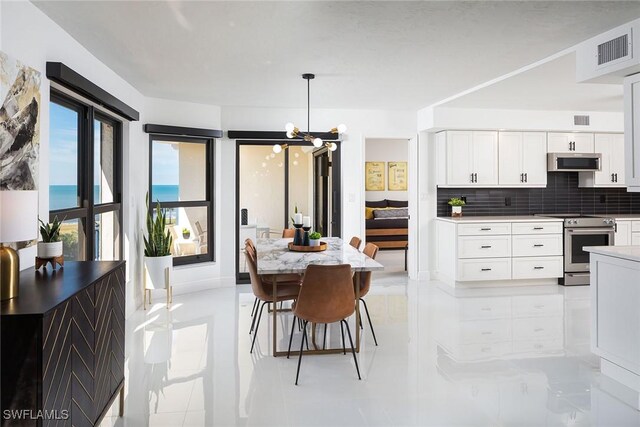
[435,215,564,223]
[585,245,640,262]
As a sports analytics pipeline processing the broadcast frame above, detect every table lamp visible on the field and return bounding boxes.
[0,190,38,300]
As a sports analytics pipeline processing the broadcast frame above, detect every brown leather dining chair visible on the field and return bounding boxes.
[349,236,362,251]
[287,264,361,385]
[245,242,300,353]
[354,242,380,346]
[245,239,302,335]
[282,229,295,238]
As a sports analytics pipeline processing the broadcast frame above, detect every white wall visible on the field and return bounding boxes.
[364,138,409,202]
[418,106,624,132]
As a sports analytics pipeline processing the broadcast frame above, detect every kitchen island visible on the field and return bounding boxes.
[586,245,640,409]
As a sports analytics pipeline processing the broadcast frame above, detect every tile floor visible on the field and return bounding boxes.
[101,256,640,426]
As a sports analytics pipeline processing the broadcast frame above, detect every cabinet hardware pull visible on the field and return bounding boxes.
[534,304,545,308]
[534,266,544,270]
[615,173,618,182]
[481,268,492,271]
[524,173,528,182]
[481,245,492,248]
[534,328,544,332]
[520,173,523,183]
[470,173,474,183]
[481,331,493,335]
[533,244,544,247]
[481,308,492,311]
[612,173,615,182]
[480,228,491,231]
[474,173,478,183]
[533,227,544,230]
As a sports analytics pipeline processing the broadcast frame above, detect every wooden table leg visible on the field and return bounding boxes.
[272,275,278,357]
[355,271,361,352]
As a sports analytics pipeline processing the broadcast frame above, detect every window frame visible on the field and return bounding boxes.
[49,89,123,261]
[148,134,215,266]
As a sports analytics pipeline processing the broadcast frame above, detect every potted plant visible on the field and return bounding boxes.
[38,216,64,258]
[182,228,190,239]
[143,194,173,291]
[448,197,466,217]
[309,231,322,246]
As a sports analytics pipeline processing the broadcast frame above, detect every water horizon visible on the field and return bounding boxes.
[50,184,179,211]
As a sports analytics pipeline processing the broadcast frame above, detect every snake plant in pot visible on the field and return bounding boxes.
[143,194,173,290]
[38,216,64,258]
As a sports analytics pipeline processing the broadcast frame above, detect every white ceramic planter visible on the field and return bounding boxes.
[309,239,320,246]
[451,206,462,217]
[37,241,63,258]
[144,255,172,289]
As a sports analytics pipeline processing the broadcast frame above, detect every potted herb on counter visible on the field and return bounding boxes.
[448,197,466,217]
[309,231,322,246]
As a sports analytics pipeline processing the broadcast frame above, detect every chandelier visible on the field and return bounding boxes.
[273,73,346,154]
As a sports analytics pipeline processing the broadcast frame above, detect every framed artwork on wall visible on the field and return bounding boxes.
[388,161,407,191]
[365,161,385,191]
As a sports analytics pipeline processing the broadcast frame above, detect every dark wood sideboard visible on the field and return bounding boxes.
[1,261,126,426]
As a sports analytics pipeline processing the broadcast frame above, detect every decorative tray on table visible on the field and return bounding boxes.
[288,242,328,252]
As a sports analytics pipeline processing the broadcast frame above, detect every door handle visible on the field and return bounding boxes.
[612,173,615,182]
[524,173,528,182]
[520,173,523,183]
[470,173,474,183]
[615,173,618,182]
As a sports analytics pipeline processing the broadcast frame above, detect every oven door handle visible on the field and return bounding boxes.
[565,228,615,234]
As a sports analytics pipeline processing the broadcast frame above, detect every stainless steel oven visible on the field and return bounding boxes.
[538,214,615,286]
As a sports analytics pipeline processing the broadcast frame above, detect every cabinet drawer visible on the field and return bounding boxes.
[512,294,564,317]
[458,236,511,258]
[512,339,563,354]
[512,234,563,257]
[453,342,512,361]
[457,222,511,236]
[633,233,640,246]
[457,258,511,281]
[633,221,640,232]
[512,256,564,279]
[455,297,512,320]
[512,317,563,340]
[456,319,512,344]
[512,222,563,235]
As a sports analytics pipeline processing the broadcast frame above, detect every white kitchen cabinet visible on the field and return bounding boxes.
[624,73,640,191]
[615,220,632,246]
[438,131,498,187]
[498,132,547,186]
[547,132,594,153]
[579,133,625,187]
[633,233,640,245]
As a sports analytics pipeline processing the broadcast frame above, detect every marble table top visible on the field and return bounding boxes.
[256,237,385,275]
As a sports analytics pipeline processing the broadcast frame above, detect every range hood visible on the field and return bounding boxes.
[548,153,602,172]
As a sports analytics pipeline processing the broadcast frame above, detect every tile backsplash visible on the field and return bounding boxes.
[437,172,640,217]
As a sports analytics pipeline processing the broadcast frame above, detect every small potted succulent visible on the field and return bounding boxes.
[182,227,191,239]
[38,216,64,258]
[309,231,322,246]
[448,197,466,217]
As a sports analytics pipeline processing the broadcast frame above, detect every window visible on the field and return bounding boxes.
[49,91,122,261]
[149,135,214,266]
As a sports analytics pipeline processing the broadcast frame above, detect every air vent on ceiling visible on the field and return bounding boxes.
[598,34,630,66]
[574,115,590,126]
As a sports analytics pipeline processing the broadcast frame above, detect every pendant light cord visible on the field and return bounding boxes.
[307,77,310,134]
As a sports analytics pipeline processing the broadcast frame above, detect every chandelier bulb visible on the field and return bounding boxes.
[286,130,294,139]
[285,122,295,133]
[328,142,338,152]
[337,124,347,134]
[312,137,323,148]
[273,144,283,154]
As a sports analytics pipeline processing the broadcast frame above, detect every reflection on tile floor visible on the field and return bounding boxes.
[101,273,640,426]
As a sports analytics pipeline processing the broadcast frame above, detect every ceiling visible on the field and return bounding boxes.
[33,1,640,110]
[441,52,624,112]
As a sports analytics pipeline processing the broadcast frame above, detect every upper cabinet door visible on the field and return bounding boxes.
[446,131,474,186]
[625,74,640,190]
[521,132,548,186]
[498,132,524,185]
[472,131,499,185]
[594,134,625,186]
[547,133,594,153]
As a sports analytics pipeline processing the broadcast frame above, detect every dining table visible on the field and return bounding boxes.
[256,237,384,357]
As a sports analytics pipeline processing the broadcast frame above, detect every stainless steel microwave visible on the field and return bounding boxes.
[547,153,602,172]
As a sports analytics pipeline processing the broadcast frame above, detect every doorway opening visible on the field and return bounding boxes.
[364,138,410,277]
[235,140,341,283]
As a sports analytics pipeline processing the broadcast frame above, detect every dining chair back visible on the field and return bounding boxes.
[244,243,270,301]
[356,243,379,298]
[349,236,362,250]
[282,229,295,238]
[290,264,361,384]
